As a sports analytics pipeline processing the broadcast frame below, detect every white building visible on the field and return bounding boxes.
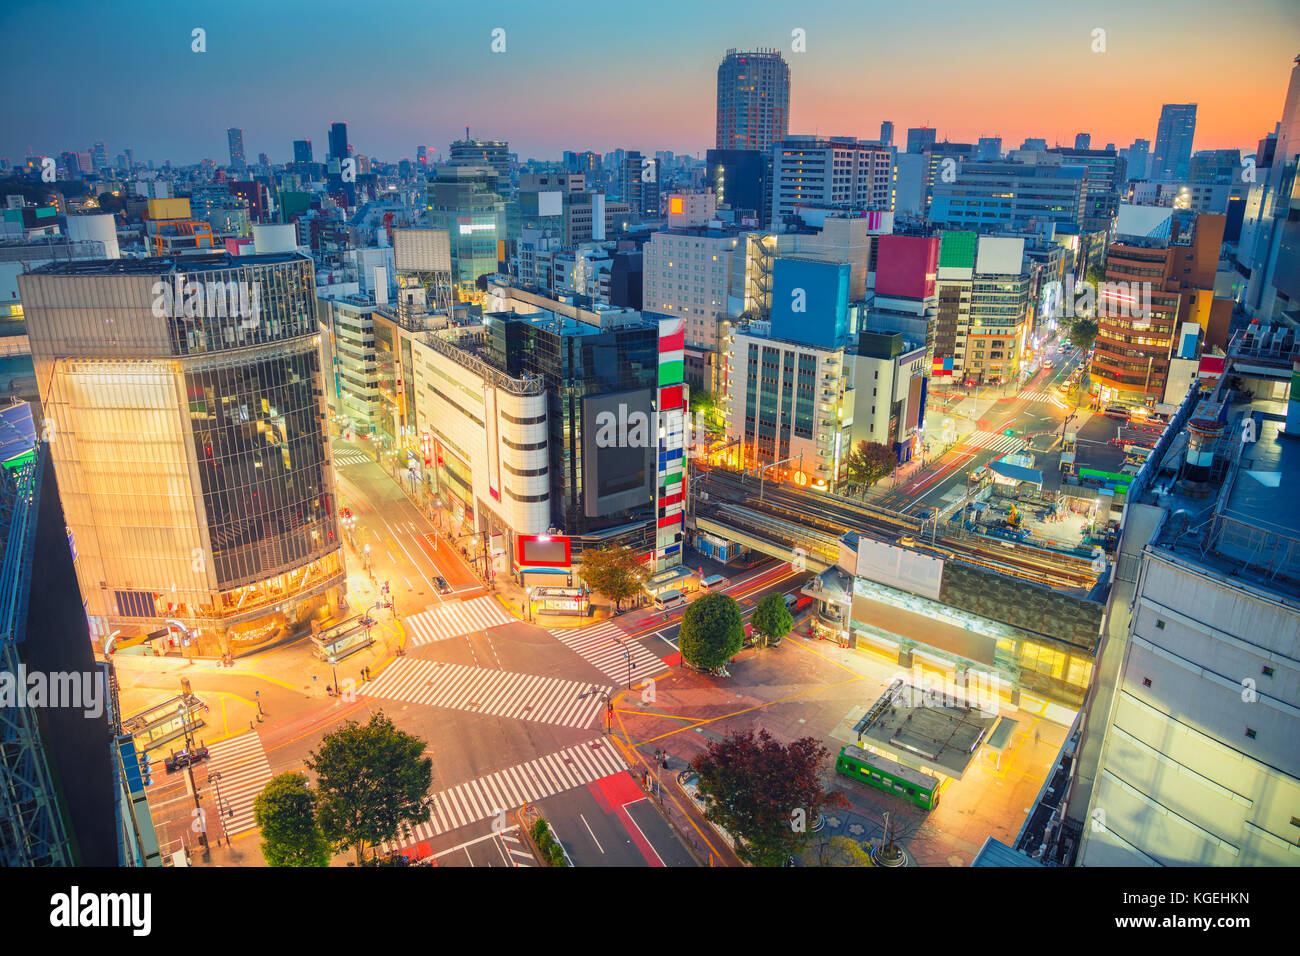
[771,136,893,227]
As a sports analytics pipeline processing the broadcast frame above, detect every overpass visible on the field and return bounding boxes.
[695,502,839,572]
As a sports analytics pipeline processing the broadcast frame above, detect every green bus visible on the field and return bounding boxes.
[836,745,942,810]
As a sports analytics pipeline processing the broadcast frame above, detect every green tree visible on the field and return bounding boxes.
[1069,317,1099,353]
[1085,261,1106,290]
[307,712,433,864]
[690,729,849,866]
[678,593,745,671]
[750,593,794,647]
[843,440,897,489]
[688,390,725,434]
[577,545,649,611]
[254,772,331,867]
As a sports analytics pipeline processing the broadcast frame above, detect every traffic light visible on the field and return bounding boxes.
[1004,429,1015,436]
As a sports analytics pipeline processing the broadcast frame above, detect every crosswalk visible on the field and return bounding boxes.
[204,731,273,836]
[961,431,1025,455]
[549,620,669,686]
[332,449,371,466]
[1017,389,1054,403]
[361,658,612,728]
[499,827,533,867]
[404,595,515,646]
[381,738,627,850]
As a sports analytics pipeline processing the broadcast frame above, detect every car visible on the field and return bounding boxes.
[164,746,210,774]
[434,575,451,594]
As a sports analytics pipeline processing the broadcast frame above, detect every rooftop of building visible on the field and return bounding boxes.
[1129,351,1300,600]
[28,250,308,276]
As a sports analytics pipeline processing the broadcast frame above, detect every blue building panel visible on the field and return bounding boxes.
[769,258,850,349]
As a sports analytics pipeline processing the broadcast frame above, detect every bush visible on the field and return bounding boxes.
[530,817,568,867]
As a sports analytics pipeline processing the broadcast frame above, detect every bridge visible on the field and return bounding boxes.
[695,503,839,572]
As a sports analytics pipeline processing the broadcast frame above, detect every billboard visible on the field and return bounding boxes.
[855,536,944,601]
[975,236,1025,276]
[517,534,571,567]
[538,191,563,217]
[393,228,452,272]
[581,388,655,518]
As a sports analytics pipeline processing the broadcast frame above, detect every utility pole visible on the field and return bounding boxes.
[178,680,209,861]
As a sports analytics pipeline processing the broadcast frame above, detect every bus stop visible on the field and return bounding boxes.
[310,615,374,661]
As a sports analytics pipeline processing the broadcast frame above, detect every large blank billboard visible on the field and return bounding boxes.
[581,389,654,518]
[855,536,944,601]
[538,191,563,217]
[394,228,451,272]
[975,236,1025,276]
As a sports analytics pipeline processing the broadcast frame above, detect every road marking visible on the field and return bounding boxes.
[549,620,669,685]
[362,658,611,728]
[580,813,605,853]
[203,731,273,836]
[403,595,514,646]
[379,741,627,851]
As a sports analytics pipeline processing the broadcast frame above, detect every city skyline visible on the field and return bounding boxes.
[1,0,1296,165]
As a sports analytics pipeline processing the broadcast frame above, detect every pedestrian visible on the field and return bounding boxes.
[326,684,334,697]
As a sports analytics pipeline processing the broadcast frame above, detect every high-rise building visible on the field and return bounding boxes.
[1074,132,1091,150]
[879,121,894,147]
[1090,211,1227,404]
[931,233,1031,386]
[19,252,346,656]
[416,145,427,165]
[715,49,790,152]
[929,159,1086,232]
[90,142,108,172]
[906,127,936,154]
[328,122,349,162]
[770,136,893,226]
[1066,336,1300,866]
[1125,138,1151,180]
[1047,146,1127,230]
[226,128,246,170]
[705,148,770,225]
[1151,103,1197,180]
[293,139,313,164]
[976,137,1003,161]
[426,165,506,290]
[620,151,659,217]
[1020,137,1048,152]
[448,139,510,181]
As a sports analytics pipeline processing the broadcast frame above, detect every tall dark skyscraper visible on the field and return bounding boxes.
[906,127,937,154]
[879,121,895,147]
[293,139,313,163]
[1151,103,1197,180]
[227,127,246,170]
[328,122,349,162]
[1074,132,1091,150]
[715,49,789,152]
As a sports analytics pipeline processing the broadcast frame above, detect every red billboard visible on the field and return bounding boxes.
[876,235,939,300]
[516,534,571,567]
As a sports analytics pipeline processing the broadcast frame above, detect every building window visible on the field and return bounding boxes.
[1155,619,1165,629]
[1262,665,1274,677]
[1142,678,1152,687]
[1245,728,1256,739]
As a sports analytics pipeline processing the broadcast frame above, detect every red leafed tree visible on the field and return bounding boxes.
[690,729,848,866]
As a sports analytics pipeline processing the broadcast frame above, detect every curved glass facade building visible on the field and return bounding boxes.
[19,252,345,657]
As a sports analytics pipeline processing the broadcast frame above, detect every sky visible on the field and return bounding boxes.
[1,0,1297,166]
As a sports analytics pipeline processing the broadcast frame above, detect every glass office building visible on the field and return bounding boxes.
[19,252,345,658]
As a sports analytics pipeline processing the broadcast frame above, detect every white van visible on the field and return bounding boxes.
[700,574,729,593]
[654,589,685,610]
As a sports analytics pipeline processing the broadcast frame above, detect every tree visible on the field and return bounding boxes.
[750,593,793,647]
[678,593,745,672]
[577,545,649,611]
[690,729,848,866]
[254,772,331,867]
[688,389,725,434]
[1085,261,1106,290]
[843,440,897,489]
[307,712,433,864]
[818,835,875,867]
[1069,317,1099,353]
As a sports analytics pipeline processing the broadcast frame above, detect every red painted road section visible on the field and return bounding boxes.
[662,651,682,667]
[588,772,664,867]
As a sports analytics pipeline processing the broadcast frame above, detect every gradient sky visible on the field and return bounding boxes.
[1,0,1297,166]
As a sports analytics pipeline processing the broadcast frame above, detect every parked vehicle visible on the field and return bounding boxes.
[434,576,451,594]
[653,589,685,610]
[1104,403,1131,420]
[700,574,729,593]
[164,746,210,774]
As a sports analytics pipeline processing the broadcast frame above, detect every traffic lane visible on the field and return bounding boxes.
[625,566,807,636]
[624,798,697,867]
[537,773,695,867]
[626,571,814,650]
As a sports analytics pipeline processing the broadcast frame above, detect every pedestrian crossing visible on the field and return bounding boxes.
[381,737,627,850]
[404,595,515,646]
[204,731,273,836]
[548,620,669,686]
[961,431,1025,455]
[499,827,533,867]
[1017,389,1054,403]
[361,658,612,728]
[332,449,371,466]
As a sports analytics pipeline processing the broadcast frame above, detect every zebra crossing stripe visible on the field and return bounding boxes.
[362,658,611,728]
[1017,390,1053,403]
[404,595,515,646]
[204,731,273,836]
[548,620,669,685]
[382,738,627,850]
[963,431,1025,455]
[500,829,533,866]
[333,450,370,466]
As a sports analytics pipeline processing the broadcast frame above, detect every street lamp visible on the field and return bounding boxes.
[328,655,339,697]
[578,689,614,734]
